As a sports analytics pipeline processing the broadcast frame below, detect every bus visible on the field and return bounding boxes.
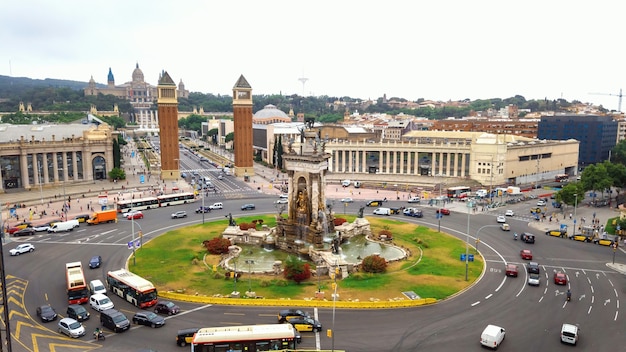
[555,174,569,183]
[66,262,89,304]
[446,186,471,199]
[191,324,297,352]
[157,192,196,207]
[116,196,158,213]
[106,269,158,308]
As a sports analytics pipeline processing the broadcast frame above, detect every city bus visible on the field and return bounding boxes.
[106,269,158,308]
[157,192,196,207]
[555,174,569,183]
[191,324,297,352]
[66,262,89,304]
[446,186,471,199]
[116,196,159,213]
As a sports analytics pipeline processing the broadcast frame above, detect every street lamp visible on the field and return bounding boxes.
[38,159,43,205]
[131,213,143,266]
[331,261,339,352]
[573,194,578,237]
[471,225,502,280]
[245,259,255,294]
[465,200,474,281]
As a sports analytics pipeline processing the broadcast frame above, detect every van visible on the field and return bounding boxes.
[407,196,421,203]
[560,323,579,345]
[90,293,114,312]
[353,181,361,188]
[341,179,351,187]
[373,207,391,215]
[209,202,223,210]
[100,309,130,333]
[89,279,107,295]
[480,324,505,349]
[176,327,200,347]
[47,220,79,233]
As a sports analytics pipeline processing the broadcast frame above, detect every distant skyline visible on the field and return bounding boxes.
[1,1,624,111]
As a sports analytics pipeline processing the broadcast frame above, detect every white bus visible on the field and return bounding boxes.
[157,192,196,207]
[106,269,158,308]
[116,197,159,213]
[191,324,296,352]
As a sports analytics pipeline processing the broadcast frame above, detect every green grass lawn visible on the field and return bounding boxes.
[132,215,483,301]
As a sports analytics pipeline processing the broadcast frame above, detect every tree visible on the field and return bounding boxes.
[580,164,612,202]
[108,167,126,180]
[113,138,121,168]
[283,256,311,284]
[202,237,231,255]
[361,254,388,273]
[610,140,626,165]
[224,132,234,143]
[556,182,585,207]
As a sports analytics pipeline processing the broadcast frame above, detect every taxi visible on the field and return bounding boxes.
[571,234,592,242]
[593,237,614,246]
[545,229,566,238]
[287,317,322,332]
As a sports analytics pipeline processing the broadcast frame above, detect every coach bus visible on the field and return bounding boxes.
[106,269,158,308]
[555,174,569,183]
[157,192,196,207]
[116,196,158,213]
[446,186,471,199]
[66,262,89,304]
[191,324,297,352]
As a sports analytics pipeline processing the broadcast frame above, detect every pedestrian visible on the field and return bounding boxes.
[569,213,572,220]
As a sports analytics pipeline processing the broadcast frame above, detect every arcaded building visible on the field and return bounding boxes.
[0,123,115,192]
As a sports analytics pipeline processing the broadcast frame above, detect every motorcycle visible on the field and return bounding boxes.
[94,330,105,341]
[566,290,571,302]
[513,233,518,241]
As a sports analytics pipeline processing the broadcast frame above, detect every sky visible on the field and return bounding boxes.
[1,1,625,111]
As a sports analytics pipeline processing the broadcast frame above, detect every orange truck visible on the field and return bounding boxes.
[86,209,118,225]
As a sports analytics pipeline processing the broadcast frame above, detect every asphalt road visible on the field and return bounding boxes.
[4,193,626,352]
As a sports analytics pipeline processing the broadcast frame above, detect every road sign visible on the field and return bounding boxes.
[460,254,466,261]
[469,254,474,262]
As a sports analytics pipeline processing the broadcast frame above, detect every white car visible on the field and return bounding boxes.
[89,293,114,312]
[10,243,35,256]
[496,215,506,223]
[275,198,288,204]
[505,209,515,217]
[32,224,50,232]
[340,197,354,203]
[537,200,547,206]
[171,211,188,219]
[57,317,85,338]
[122,209,140,218]
[528,273,541,286]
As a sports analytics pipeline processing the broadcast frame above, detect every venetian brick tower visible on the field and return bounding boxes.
[232,75,254,178]
[157,71,180,181]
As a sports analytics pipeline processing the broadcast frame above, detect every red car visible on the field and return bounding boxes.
[520,249,533,260]
[554,272,567,285]
[505,264,518,277]
[436,208,451,215]
[126,211,144,220]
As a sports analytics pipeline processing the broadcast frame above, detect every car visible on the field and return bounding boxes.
[208,202,223,210]
[570,234,593,242]
[122,209,141,218]
[527,261,540,274]
[217,174,224,180]
[66,304,90,322]
[9,243,35,256]
[530,207,542,214]
[74,214,91,223]
[496,215,506,223]
[292,326,302,344]
[89,293,114,312]
[89,279,107,295]
[126,211,144,220]
[407,197,421,203]
[403,207,423,218]
[195,206,211,213]
[340,197,354,203]
[181,172,188,178]
[277,309,310,323]
[36,305,58,322]
[154,301,180,315]
[89,255,102,269]
[176,327,200,347]
[171,211,187,219]
[7,226,21,235]
[528,272,541,286]
[100,308,130,333]
[537,200,547,206]
[436,208,450,215]
[192,171,199,176]
[275,198,288,204]
[521,232,535,244]
[500,223,510,231]
[241,204,256,211]
[560,323,579,345]
[32,223,51,232]
[132,310,165,328]
[14,222,32,230]
[58,317,85,338]
[554,272,568,285]
[545,229,566,238]
[480,324,505,349]
[505,264,518,277]
[520,249,533,260]
[287,316,322,332]
[12,227,35,237]
[504,209,514,217]
[593,236,615,246]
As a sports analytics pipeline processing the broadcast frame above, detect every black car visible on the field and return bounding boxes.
[66,304,90,321]
[36,305,58,322]
[89,255,102,269]
[241,204,255,211]
[132,311,165,328]
[12,228,35,237]
[277,309,309,323]
[521,233,535,244]
[195,206,211,214]
[154,301,180,315]
[527,262,540,274]
[287,316,323,332]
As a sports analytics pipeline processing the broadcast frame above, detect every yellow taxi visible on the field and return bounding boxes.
[571,234,592,242]
[545,229,565,238]
[593,237,614,246]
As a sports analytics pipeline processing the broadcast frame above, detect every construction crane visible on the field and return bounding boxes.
[589,89,623,112]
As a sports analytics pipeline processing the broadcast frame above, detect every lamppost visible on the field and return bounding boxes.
[331,261,339,352]
[131,213,143,266]
[38,159,43,205]
[245,259,255,294]
[465,200,474,281]
[573,194,578,237]
[201,184,206,224]
[472,225,502,280]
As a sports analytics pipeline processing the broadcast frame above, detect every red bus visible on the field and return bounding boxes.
[66,262,89,304]
[107,269,158,308]
[191,324,297,352]
[555,174,569,183]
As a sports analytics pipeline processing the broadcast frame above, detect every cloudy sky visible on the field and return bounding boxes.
[1,1,625,110]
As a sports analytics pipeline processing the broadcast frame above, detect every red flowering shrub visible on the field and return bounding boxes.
[379,229,392,240]
[361,254,387,273]
[203,237,231,255]
[334,218,347,226]
[283,256,311,284]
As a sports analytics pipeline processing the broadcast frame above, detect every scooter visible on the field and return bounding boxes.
[513,233,518,241]
[94,330,105,341]
[566,291,571,302]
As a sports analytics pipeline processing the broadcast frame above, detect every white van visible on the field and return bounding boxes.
[373,207,391,215]
[48,220,79,233]
[89,279,107,295]
[341,179,351,187]
[209,202,223,210]
[560,323,579,345]
[480,324,505,349]
[89,293,114,312]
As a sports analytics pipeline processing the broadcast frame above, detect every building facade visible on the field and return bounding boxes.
[157,71,180,181]
[0,124,114,192]
[537,114,618,167]
[232,75,254,178]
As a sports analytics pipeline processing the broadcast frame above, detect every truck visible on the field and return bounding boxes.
[86,209,118,225]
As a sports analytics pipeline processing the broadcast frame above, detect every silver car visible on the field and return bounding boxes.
[58,317,85,338]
